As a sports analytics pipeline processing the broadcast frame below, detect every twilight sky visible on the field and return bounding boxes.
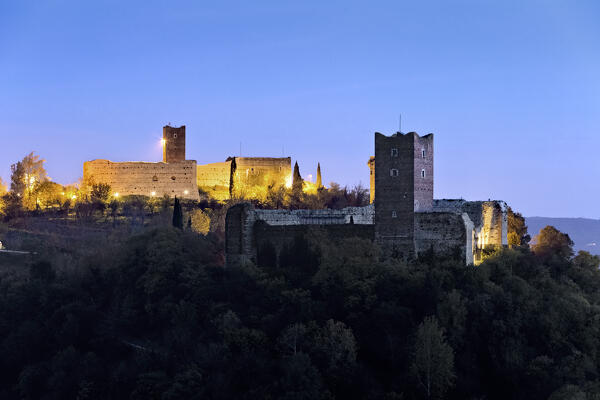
[1,1,599,218]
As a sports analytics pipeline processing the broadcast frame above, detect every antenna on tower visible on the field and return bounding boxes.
[398,114,402,133]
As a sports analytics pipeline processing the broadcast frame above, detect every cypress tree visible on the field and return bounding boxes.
[292,161,303,193]
[172,196,183,229]
[316,162,323,189]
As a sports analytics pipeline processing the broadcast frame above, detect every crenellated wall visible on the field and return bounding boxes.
[83,159,199,200]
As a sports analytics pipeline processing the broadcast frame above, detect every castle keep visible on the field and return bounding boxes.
[84,126,199,200]
[226,131,507,266]
[84,125,292,201]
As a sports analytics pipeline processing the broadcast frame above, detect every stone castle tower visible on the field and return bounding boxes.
[374,131,434,257]
[163,125,186,163]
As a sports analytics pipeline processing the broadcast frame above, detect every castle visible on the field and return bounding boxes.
[83,125,292,201]
[83,125,507,265]
[225,131,507,266]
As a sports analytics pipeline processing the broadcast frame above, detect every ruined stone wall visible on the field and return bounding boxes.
[254,223,375,267]
[225,202,478,267]
[226,202,374,267]
[254,204,374,225]
[433,199,508,252]
[197,161,232,200]
[415,212,474,265]
[368,156,375,204]
[83,159,199,200]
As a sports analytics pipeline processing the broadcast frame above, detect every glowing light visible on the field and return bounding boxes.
[184,190,189,195]
[151,191,156,196]
[71,195,76,200]
[29,176,35,184]
[284,173,292,189]
[307,174,313,182]
[61,192,65,196]
[160,138,166,147]
[302,180,318,194]
[114,192,119,198]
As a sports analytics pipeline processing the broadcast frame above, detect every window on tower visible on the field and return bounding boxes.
[392,210,397,218]
[391,148,398,157]
[422,149,426,158]
[390,169,399,177]
[421,169,426,178]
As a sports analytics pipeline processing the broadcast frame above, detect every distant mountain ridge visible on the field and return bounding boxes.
[526,217,600,255]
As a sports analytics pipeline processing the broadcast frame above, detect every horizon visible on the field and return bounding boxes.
[1,1,599,219]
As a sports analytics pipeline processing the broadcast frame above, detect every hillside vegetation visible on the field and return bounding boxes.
[1,221,600,399]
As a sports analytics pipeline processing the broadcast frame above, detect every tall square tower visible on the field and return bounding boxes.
[163,125,186,163]
[374,131,433,257]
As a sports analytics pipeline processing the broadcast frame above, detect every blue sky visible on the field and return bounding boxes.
[1,0,598,218]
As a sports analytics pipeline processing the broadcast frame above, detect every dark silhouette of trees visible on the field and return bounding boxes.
[0,223,599,399]
[172,197,183,229]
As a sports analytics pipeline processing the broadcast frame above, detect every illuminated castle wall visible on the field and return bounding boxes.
[226,131,507,266]
[196,157,292,200]
[83,159,199,200]
[83,125,292,201]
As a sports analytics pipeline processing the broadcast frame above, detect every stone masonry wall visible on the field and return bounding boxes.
[231,157,292,197]
[254,204,374,226]
[374,132,416,258]
[368,156,375,204]
[254,223,375,267]
[226,203,374,266]
[413,133,434,211]
[197,161,232,200]
[163,125,186,163]
[83,159,199,200]
[414,212,474,265]
[433,199,508,255]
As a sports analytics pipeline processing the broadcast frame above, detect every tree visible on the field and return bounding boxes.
[292,162,303,193]
[90,183,111,203]
[572,250,600,271]
[108,199,120,227]
[532,225,574,261]
[10,152,47,197]
[411,316,455,400]
[316,163,323,189]
[278,323,308,356]
[314,319,357,375]
[0,177,7,195]
[33,181,63,209]
[172,197,183,229]
[189,209,210,235]
[507,206,530,247]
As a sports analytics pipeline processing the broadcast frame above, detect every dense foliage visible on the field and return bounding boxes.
[1,224,600,399]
